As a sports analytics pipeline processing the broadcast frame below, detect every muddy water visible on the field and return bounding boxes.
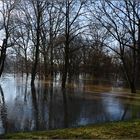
[0,74,140,134]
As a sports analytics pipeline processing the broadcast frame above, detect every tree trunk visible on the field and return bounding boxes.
[62,0,70,89]
[121,57,136,93]
[136,19,140,88]
[62,47,69,89]
[31,3,41,85]
[31,45,39,85]
[50,45,53,78]
[44,55,48,79]
[24,50,29,77]
[0,39,7,77]
[130,82,136,93]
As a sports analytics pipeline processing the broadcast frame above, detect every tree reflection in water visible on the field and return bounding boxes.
[0,74,140,134]
[121,97,140,121]
[0,85,7,134]
[31,83,39,130]
[62,88,68,128]
[48,81,53,129]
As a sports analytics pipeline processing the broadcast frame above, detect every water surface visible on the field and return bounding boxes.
[0,74,140,134]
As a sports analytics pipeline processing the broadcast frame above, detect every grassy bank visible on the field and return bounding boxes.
[1,119,140,139]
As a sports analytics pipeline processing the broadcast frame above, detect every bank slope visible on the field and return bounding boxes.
[1,119,140,139]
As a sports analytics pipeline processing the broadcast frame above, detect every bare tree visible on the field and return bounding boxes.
[89,0,140,93]
[61,0,87,88]
[10,15,31,76]
[19,0,48,84]
[0,0,19,77]
[39,0,64,78]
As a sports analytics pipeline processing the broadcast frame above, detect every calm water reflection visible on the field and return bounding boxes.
[0,74,140,134]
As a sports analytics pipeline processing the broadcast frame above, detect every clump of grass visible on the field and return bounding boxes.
[1,119,140,139]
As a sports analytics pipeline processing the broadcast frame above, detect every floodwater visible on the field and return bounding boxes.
[0,74,140,134]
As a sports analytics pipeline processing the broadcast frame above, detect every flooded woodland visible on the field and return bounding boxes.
[0,0,140,136]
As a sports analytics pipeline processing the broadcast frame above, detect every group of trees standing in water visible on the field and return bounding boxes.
[0,0,140,93]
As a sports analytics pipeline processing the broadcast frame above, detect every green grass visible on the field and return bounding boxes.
[1,119,140,139]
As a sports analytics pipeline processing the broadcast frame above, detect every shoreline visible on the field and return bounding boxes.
[1,119,140,139]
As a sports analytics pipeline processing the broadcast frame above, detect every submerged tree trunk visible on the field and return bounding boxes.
[31,44,39,85]
[121,57,136,93]
[62,46,69,89]
[44,55,48,79]
[50,44,53,78]
[130,81,136,93]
